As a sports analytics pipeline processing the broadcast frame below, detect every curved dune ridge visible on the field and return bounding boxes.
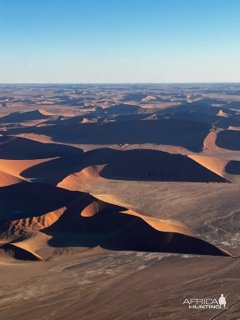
[0,137,234,261]
[3,137,229,186]
[0,158,59,179]
[0,206,66,236]
[5,119,211,152]
[57,165,106,190]
[0,243,42,261]
[0,135,83,160]
[58,149,227,189]
[43,194,230,257]
[0,190,231,260]
[0,110,50,124]
[0,171,23,187]
[203,130,222,151]
[0,182,77,220]
[188,155,229,178]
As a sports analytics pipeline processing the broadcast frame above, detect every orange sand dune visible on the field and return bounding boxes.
[2,206,66,237]
[0,135,83,160]
[0,170,23,187]
[14,133,55,144]
[5,119,211,152]
[43,195,230,257]
[2,232,53,260]
[57,165,106,190]
[188,154,228,177]
[0,110,50,124]
[203,130,222,151]
[0,182,77,221]
[0,243,42,261]
[58,149,227,192]
[121,209,193,236]
[81,199,108,217]
[217,109,230,118]
[0,190,230,260]
[0,157,58,179]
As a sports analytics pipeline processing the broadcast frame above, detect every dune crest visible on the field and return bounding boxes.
[0,157,59,179]
[57,165,106,190]
[188,155,228,178]
[0,171,23,187]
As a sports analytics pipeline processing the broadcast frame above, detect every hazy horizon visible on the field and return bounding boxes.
[1,0,240,83]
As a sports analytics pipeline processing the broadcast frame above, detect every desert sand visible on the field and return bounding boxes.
[0,83,240,319]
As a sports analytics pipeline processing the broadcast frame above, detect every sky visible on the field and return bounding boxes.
[0,0,240,83]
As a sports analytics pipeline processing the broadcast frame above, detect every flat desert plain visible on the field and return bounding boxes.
[0,83,240,320]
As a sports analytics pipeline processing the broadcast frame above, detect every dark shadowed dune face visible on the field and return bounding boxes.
[5,119,210,152]
[20,147,227,186]
[0,110,49,123]
[216,130,240,150]
[225,161,240,175]
[88,149,227,182]
[0,136,83,160]
[104,103,144,115]
[20,155,84,184]
[0,187,230,258]
[0,243,42,261]
[1,84,240,320]
[43,196,228,257]
[0,182,77,220]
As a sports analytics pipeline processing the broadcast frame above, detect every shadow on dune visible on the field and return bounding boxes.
[21,148,227,184]
[87,149,227,182]
[0,110,49,123]
[225,161,240,175]
[0,182,78,220]
[0,136,83,160]
[216,130,240,150]
[6,119,211,152]
[0,191,231,258]
[44,196,229,257]
[21,155,84,184]
[0,243,41,261]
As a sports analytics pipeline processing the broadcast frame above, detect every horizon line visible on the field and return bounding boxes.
[1,82,240,85]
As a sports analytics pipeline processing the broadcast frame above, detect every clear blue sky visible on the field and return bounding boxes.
[0,0,240,83]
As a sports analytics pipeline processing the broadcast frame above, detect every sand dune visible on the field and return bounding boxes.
[0,206,66,238]
[216,130,240,150]
[44,195,229,257]
[0,157,58,179]
[0,135,83,159]
[188,154,228,177]
[6,119,211,152]
[58,149,227,189]
[121,209,193,236]
[57,165,105,190]
[105,103,144,114]
[1,84,240,320]
[203,130,221,151]
[0,171,23,187]
[0,182,77,220]
[0,243,42,261]
[0,110,50,124]
[225,160,240,175]
[0,232,53,261]
[0,187,230,260]
[217,109,230,118]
